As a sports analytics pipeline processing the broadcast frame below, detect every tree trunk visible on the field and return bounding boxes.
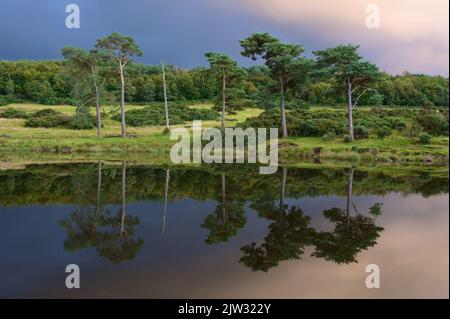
[279,167,287,213]
[280,77,288,137]
[162,169,170,236]
[120,161,127,237]
[96,161,102,216]
[346,168,354,229]
[92,160,102,233]
[222,172,226,222]
[347,78,354,140]
[92,69,102,139]
[161,61,170,130]
[221,69,226,131]
[119,63,126,138]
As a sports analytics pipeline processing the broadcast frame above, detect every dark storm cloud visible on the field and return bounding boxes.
[0,0,448,75]
[0,0,269,67]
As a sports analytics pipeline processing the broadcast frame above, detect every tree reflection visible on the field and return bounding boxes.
[60,161,143,263]
[311,169,384,264]
[201,171,246,244]
[161,169,170,236]
[240,206,314,272]
[240,168,384,271]
[240,168,315,271]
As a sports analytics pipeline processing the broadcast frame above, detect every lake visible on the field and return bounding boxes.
[0,162,448,298]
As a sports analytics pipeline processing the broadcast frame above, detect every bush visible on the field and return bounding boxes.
[386,117,407,131]
[25,114,70,128]
[226,98,255,110]
[354,125,369,139]
[298,119,319,137]
[32,108,60,117]
[0,107,29,119]
[285,99,310,110]
[24,108,70,128]
[419,132,432,145]
[376,126,392,139]
[0,95,22,106]
[413,109,448,136]
[68,112,97,130]
[343,135,352,143]
[322,131,336,141]
[112,103,218,127]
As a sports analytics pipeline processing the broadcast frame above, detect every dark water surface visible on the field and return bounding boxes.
[0,163,448,298]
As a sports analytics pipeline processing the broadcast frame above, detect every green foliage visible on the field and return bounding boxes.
[0,95,22,106]
[24,109,70,128]
[386,117,407,131]
[322,131,336,141]
[413,108,449,136]
[419,132,432,145]
[0,107,29,119]
[25,80,57,104]
[241,107,426,138]
[376,126,392,139]
[68,112,97,130]
[112,103,218,127]
[343,135,352,143]
[0,59,448,107]
[314,45,381,88]
[354,125,369,139]
[376,73,449,107]
[96,32,143,60]
[32,108,61,117]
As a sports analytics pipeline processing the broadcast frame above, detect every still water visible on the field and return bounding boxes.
[0,163,448,298]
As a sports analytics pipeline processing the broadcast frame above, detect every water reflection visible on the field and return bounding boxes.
[239,168,383,271]
[59,161,144,264]
[41,164,418,267]
[201,172,246,244]
[0,163,448,298]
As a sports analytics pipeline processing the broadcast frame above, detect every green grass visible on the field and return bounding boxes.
[0,102,448,169]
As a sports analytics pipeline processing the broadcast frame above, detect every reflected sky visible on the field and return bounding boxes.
[0,165,448,298]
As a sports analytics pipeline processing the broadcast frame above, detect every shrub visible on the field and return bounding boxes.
[322,131,336,141]
[0,107,29,119]
[298,119,319,137]
[354,125,369,139]
[0,95,22,106]
[227,98,254,110]
[285,99,310,110]
[68,112,97,130]
[24,108,69,128]
[376,126,392,139]
[25,114,70,128]
[343,135,352,143]
[413,109,448,136]
[112,104,218,127]
[386,117,407,131]
[419,132,432,145]
[32,108,60,117]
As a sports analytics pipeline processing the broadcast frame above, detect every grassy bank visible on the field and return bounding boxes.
[0,103,448,168]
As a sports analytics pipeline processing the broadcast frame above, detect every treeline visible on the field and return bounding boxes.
[0,60,448,108]
[0,163,447,206]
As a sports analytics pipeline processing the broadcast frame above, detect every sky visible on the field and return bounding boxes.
[0,0,448,76]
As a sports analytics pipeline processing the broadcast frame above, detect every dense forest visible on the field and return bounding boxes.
[0,59,448,108]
